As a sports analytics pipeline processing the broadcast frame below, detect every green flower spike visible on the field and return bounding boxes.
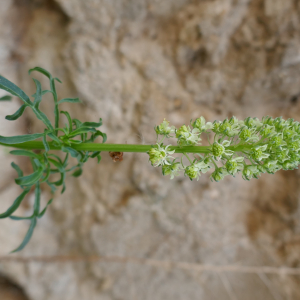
[225,156,244,176]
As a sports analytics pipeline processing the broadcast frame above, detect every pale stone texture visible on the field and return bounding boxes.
[0,0,300,299]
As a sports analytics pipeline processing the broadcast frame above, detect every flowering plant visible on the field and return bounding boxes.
[0,67,299,251]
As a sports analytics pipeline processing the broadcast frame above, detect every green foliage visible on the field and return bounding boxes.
[0,67,106,252]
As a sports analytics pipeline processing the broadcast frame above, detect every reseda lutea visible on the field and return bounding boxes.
[0,67,299,251]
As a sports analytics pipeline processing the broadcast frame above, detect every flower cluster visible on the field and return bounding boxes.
[148,116,300,181]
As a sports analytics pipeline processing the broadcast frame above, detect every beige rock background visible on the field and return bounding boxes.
[0,0,300,299]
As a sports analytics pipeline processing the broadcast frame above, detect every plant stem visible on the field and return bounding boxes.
[0,141,213,154]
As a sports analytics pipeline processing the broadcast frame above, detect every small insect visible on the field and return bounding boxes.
[109,151,124,162]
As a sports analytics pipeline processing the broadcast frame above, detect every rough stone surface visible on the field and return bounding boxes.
[1,0,300,299]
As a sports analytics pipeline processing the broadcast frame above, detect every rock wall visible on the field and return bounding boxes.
[0,0,300,299]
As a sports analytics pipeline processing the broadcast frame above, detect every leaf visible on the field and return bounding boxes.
[38,198,53,218]
[10,215,34,220]
[41,164,50,183]
[67,127,96,138]
[93,130,107,143]
[72,168,82,177]
[32,78,43,108]
[57,98,81,105]
[0,95,12,101]
[31,106,54,131]
[48,158,65,173]
[46,181,57,193]
[15,166,44,186]
[0,133,45,144]
[60,111,73,133]
[62,146,79,158]
[0,75,32,106]
[33,182,41,216]
[11,162,23,177]
[72,119,82,129]
[81,118,102,128]
[42,133,49,152]
[5,104,27,121]
[90,151,101,158]
[10,150,40,158]
[54,77,62,83]
[47,131,61,144]
[32,90,53,98]
[11,217,37,253]
[0,188,30,219]
[97,154,102,164]
[29,67,52,79]
[53,172,65,186]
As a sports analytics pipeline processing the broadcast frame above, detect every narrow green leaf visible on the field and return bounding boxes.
[6,104,27,121]
[97,154,102,163]
[11,162,23,177]
[0,133,45,144]
[29,67,52,79]
[62,146,79,158]
[48,154,63,164]
[31,106,54,130]
[68,127,96,138]
[0,75,32,106]
[0,188,30,218]
[42,133,49,152]
[10,150,40,158]
[15,166,44,186]
[48,158,64,173]
[33,183,41,215]
[9,215,34,220]
[46,181,56,193]
[38,198,53,218]
[32,78,42,108]
[41,164,50,183]
[90,151,101,158]
[72,168,82,177]
[11,217,37,253]
[54,77,62,83]
[32,90,53,98]
[72,118,82,129]
[81,118,102,128]
[53,172,65,186]
[58,98,81,105]
[47,131,61,144]
[0,95,12,101]
[61,111,73,133]
[92,130,107,143]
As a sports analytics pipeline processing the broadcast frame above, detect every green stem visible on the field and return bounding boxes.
[0,141,213,154]
[183,153,193,164]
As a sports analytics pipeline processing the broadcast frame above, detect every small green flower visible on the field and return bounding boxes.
[155,119,175,137]
[211,140,233,159]
[242,165,260,180]
[191,117,213,133]
[147,144,175,167]
[260,125,276,138]
[239,127,259,142]
[244,117,263,129]
[210,167,229,182]
[225,156,244,175]
[250,145,269,161]
[184,161,210,181]
[269,135,285,148]
[162,160,181,179]
[176,125,201,146]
